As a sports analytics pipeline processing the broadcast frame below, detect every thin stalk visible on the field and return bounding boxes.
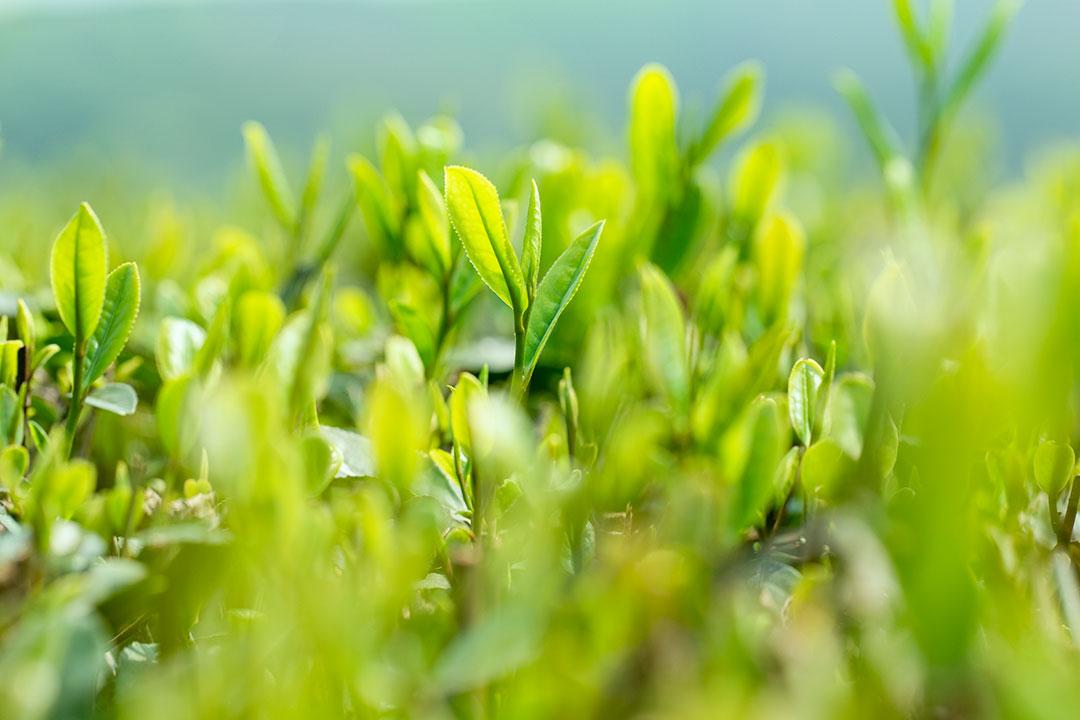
[64,343,85,458]
[510,309,528,402]
[1058,476,1080,548]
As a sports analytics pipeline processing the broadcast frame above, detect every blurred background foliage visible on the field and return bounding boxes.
[2,1,1080,719]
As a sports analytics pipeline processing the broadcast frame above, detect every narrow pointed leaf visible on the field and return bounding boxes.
[84,262,140,389]
[638,263,690,415]
[242,121,296,231]
[788,358,825,446]
[693,61,763,163]
[417,169,451,276]
[523,221,603,379]
[521,180,543,299]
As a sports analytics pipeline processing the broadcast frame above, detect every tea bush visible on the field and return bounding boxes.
[3,1,1080,717]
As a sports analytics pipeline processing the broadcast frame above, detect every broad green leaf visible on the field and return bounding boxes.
[444,166,527,314]
[1035,440,1075,497]
[389,300,437,371]
[85,382,138,416]
[157,374,199,460]
[754,212,805,323]
[348,154,401,257]
[629,63,679,204]
[300,432,336,495]
[379,113,418,204]
[638,263,689,416]
[16,298,34,360]
[0,385,20,445]
[813,341,838,439]
[84,262,140,388]
[50,203,108,343]
[803,437,855,501]
[826,373,875,458]
[788,358,825,446]
[286,267,334,422]
[193,298,230,376]
[522,221,604,382]
[450,372,485,458]
[156,318,206,381]
[242,121,296,231]
[234,290,285,368]
[521,180,543,299]
[404,217,444,279]
[693,61,763,163]
[0,444,28,494]
[730,141,783,227]
[432,603,541,693]
[0,340,21,388]
[729,396,788,533]
[417,169,451,276]
[319,425,376,479]
[383,335,426,389]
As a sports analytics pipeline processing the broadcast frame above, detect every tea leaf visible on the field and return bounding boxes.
[731,141,783,227]
[943,0,1018,117]
[156,318,206,381]
[349,154,400,257]
[319,425,375,479]
[521,180,543,300]
[84,262,140,389]
[788,358,825,447]
[242,121,296,231]
[629,63,679,204]
[444,166,527,314]
[693,61,763,163]
[638,263,689,415]
[834,70,905,172]
[1035,440,1075,497]
[753,212,805,323]
[235,291,285,368]
[50,203,108,343]
[523,220,603,383]
[417,169,452,276]
[85,382,138,416]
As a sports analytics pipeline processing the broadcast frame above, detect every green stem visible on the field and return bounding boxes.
[1058,476,1080,548]
[510,315,526,402]
[64,343,85,458]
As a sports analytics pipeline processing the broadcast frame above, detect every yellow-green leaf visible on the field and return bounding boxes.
[444,166,526,314]
[50,202,108,343]
[242,121,296,231]
[84,262,141,388]
[629,63,679,204]
[523,221,603,382]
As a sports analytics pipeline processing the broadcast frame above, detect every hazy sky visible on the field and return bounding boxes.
[1,0,1077,190]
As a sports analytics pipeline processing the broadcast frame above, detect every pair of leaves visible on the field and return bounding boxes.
[243,121,329,240]
[51,204,142,407]
[445,167,603,386]
[787,342,836,447]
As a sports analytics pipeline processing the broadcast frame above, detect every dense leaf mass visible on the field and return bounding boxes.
[3,2,1080,718]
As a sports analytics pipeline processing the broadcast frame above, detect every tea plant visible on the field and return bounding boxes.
[5,2,1080,718]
